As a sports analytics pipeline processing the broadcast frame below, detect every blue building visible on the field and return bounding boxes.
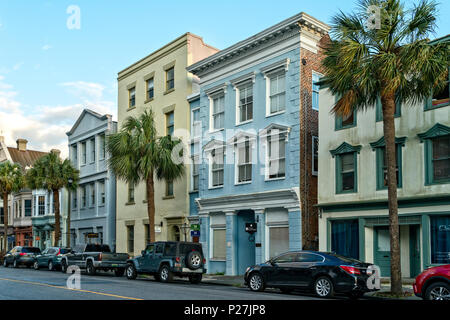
[187,13,329,275]
[66,109,117,249]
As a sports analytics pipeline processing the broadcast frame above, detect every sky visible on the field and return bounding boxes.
[0,0,449,158]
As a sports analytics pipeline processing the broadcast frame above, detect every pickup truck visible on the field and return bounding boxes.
[60,244,129,276]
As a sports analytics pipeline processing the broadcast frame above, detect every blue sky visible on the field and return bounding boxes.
[0,0,448,157]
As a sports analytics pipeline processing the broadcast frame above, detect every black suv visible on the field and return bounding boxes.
[125,241,206,284]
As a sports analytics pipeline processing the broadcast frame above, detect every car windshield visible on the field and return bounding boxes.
[21,247,41,254]
[85,244,111,252]
[178,243,203,255]
[59,248,71,254]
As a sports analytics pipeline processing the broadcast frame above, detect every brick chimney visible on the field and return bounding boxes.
[51,149,61,158]
[16,139,28,151]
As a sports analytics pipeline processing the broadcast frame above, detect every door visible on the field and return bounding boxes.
[140,244,155,272]
[149,243,164,272]
[410,225,421,278]
[293,253,324,287]
[236,211,256,275]
[374,227,391,277]
[265,252,297,286]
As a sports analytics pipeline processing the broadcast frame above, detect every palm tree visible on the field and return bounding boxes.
[0,161,25,254]
[107,109,185,243]
[320,0,448,294]
[26,151,79,246]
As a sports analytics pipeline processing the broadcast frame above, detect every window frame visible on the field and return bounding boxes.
[425,70,449,111]
[209,148,224,189]
[236,82,253,125]
[209,227,226,261]
[128,87,136,109]
[235,138,253,184]
[210,93,225,132]
[146,77,154,101]
[312,136,319,176]
[336,152,358,194]
[165,67,175,92]
[376,96,401,122]
[312,72,322,111]
[127,184,135,204]
[265,133,286,180]
[166,111,174,137]
[374,143,404,190]
[268,71,286,115]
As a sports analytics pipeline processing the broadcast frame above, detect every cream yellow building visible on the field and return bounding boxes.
[116,33,218,255]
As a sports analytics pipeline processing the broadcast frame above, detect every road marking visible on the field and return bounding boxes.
[0,277,143,300]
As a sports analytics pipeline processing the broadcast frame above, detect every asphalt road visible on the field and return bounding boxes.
[0,265,329,300]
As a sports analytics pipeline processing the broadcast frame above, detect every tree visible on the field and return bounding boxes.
[320,0,448,294]
[0,161,25,254]
[107,109,185,244]
[26,151,79,246]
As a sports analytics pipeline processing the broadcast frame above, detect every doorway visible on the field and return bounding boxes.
[236,211,256,275]
[409,225,421,277]
[374,226,391,277]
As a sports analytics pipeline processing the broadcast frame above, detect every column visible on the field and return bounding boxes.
[225,210,237,276]
[253,208,265,264]
[286,206,302,251]
[198,213,209,271]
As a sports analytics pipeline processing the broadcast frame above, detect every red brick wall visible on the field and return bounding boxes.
[299,34,330,250]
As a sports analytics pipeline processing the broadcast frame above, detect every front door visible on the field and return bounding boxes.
[374,227,391,277]
[410,225,421,277]
[236,211,256,275]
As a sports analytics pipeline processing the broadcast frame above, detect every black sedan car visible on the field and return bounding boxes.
[3,246,41,268]
[244,251,378,299]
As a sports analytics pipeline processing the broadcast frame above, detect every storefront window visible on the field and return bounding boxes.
[431,215,450,264]
[212,228,226,260]
[269,226,289,258]
[331,219,359,260]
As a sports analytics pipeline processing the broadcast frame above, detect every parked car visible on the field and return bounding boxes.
[3,246,41,268]
[33,247,71,271]
[60,244,129,276]
[125,241,206,284]
[413,264,450,300]
[244,251,379,299]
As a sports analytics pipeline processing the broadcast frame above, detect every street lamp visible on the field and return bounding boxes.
[66,178,73,248]
[180,223,190,242]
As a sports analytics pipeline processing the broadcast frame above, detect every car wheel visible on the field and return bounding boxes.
[248,273,265,292]
[13,259,18,268]
[86,261,96,276]
[61,260,68,273]
[48,261,54,271]
[425,282,450,301]
[188,274,202,284]
[159,265,173,283]
[33,261,40,270]
[314,276,334,298]
[115,268,125,277]
[186,251,203,270]
[126,264,137,280]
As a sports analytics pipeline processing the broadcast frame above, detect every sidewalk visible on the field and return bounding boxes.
[202,274,421,300]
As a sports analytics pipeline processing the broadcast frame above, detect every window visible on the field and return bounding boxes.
[128,87,136,108]
[312,136,319,175]
[81,142,86,165]
[376,96,401,121]
[166,67,174,91]
[336,110,356,130]
[337,152,357,193]
[155,243,164,254]
[38,196,45,216]
[238,84,253,123]
[191,156,199,191]
[191,109,201,139]
[145,243,154,254]
[99,180,105,205]
[430,215,450,264]
[166,111,174,136]
[24,200,31,217]
[331,219,359,260]
[268,226,289,259]
[144,224,151,246]
[90,183,95,207]
[297,253,325,263]
[267,134,286,179]
[127,225,134,253]
[430,136,450,183]
[166,180,174,197]
[211,228,226,260]
[146,78,154,100]
[273,252,297,263]
[426,72,449,110]
[128,184,135,203]
[312,73,321,111]
[81,186,87,208]
[90,138,95,163]
[72,144,78,166]
[212,95,225,131]
[99,135,106,160]
[210,149,224,187]
[237,140,252,183]
[269,72,286,114]
[376,145,402,189]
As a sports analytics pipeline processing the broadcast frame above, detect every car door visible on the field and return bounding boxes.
[139,244,155,272]
[149,243,164,272]
[265,253,298,286]
[38,248,49,266]
[292,253,325,287]
[6,247,16,263]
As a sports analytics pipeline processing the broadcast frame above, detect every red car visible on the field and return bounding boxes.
[413,264,450,300]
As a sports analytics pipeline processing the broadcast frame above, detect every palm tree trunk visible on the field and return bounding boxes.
[53,189,61,247]
[146,171,156,243]
[66,189,71,248]
[2,192,8,255]
[381,92,402,295]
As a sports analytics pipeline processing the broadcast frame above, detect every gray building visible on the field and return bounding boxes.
[66,109,117,249]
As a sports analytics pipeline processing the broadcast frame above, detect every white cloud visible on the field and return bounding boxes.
[41,44,52,51]
[0,77,116,159]
[60,81,106,101]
